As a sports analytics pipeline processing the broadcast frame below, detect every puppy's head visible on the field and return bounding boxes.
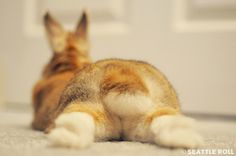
[43,11,91,77]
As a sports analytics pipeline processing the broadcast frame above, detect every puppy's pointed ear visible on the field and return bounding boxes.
[44,12,64,37]
[75,10,89,39]
[44,12,66,52]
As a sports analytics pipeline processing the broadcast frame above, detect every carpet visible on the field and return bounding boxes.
[0,110,235,156]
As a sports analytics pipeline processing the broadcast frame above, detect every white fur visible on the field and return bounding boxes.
[150,115,203,148]
[104,92,154,117]
[47,112,95,148]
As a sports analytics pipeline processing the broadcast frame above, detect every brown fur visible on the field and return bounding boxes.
[63,103,113,126]
[145,107,180,124]
[55,59,181,117]
[32,72,75,131]
[32,11,91,132]
[33,11,180,137]
[101,63,149,95]
[34,11,203,149]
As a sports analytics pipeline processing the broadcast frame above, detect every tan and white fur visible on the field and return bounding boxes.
[32,11,203,149]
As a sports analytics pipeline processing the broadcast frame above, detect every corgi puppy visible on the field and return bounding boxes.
[32,11,203,149]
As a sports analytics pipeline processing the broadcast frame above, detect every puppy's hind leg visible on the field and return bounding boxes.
[48,111,94,148]
[47,102,121,148]
[125,107,203,148]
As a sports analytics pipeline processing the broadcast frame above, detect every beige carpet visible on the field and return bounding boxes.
[0,110,235,156]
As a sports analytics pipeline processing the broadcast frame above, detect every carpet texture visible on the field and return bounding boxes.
[0,110,235,156]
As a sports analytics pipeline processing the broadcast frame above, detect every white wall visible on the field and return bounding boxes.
[0,62,4,107]
[0,0,236,115]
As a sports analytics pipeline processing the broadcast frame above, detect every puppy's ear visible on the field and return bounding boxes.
[44,12,66,53]
[75,10,89,39]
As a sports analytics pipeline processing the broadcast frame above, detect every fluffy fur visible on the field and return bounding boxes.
[32,11,203,149]
[150,115,203,148]
[48,112,94,148]
[103,92,154,117]
[32,11,91,131]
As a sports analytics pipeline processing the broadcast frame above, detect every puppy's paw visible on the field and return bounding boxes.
[47,112,95,148]
[48,127,93,148]
[150,115,203,148]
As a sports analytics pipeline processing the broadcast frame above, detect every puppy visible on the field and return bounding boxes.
[32,11,203,149]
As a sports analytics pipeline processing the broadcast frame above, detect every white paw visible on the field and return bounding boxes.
[47,112,95,148]
[150,115,203,148]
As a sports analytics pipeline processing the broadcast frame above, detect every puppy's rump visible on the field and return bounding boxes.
[99,61,154,117]
[103,92,154,117]
[34,10,203,148]
[57,59,180,119]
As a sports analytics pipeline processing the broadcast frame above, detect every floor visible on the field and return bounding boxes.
[0,109,235,156]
